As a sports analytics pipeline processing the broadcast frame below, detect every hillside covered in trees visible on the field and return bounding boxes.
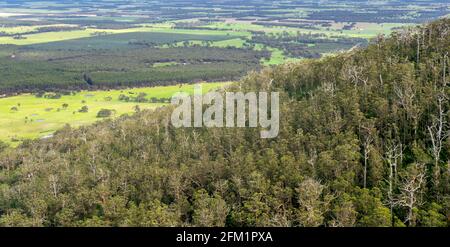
[0,19,449,227]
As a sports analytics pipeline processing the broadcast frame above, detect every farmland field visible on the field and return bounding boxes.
[0,26,248,46]
[0,0,446,69]
[28,31,238,50]
[0,82,230,145]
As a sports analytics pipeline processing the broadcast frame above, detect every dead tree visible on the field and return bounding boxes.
[395,163,426,227]
[427,92,449,184]
[384,142,403,226]
[345,65,368,89]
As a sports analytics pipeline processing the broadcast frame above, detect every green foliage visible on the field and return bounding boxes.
[78,105,88,113]
[418,203,448,227]
[192,190,229,227]
[296,178,331,227]
[353,188,392,227]
[0,46,267,94]
[0,141,8,153]
[0,19,449,227]
[30,32,237,50]
[96,109,113,118]
[122,200,179,227]
[0,210,35,227]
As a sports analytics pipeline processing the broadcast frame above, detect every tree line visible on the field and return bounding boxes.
[0,46,268,95]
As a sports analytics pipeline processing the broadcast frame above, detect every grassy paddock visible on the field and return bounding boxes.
[0,26,249,45]
[0,82,230,145]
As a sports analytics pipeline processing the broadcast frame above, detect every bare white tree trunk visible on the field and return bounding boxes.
[427,93,449,184]
[396,163,426,227]
[385,142,402,226]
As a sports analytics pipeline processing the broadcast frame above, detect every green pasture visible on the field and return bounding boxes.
[0,82,230,145]
[152,62,180,67]
[162,38,247,49]
[0,24,77,34]
[0,25,250,45]
[202,21,410,38]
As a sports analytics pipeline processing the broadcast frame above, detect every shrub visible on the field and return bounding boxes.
[44,93,62,99]
[96,109,113,118]
[78,106,89,113]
